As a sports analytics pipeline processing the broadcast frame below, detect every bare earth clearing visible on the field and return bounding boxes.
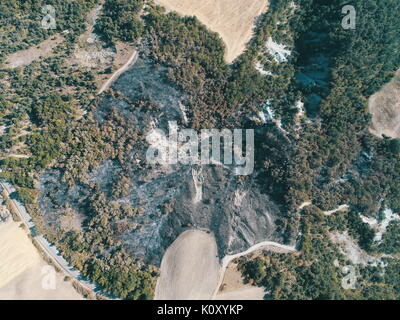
[3,34,64,69]
[0,220,82,300]
[215,287,265,300]
[215,262,265,300]
[369,69,400,138]
[153,0,269,63]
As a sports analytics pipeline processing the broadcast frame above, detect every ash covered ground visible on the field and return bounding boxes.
[39,57,288,265]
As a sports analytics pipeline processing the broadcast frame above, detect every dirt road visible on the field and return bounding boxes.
[98,50,138,94]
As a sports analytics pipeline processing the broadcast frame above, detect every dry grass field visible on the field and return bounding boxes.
[153,0,269,63]
[0,220,82,300]
[155,230,220,300]
[369,69,400,138]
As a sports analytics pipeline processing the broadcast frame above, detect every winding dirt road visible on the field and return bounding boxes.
[212,241,296,299]
[97,50,138,94]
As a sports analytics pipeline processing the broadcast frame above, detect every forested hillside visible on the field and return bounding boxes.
[1,0,399,300]
[0,0,98,63]
[239,0,400,299]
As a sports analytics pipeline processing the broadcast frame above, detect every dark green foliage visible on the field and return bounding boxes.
[380,221,400,254]
[0,0,98,62]
[239,206,346,300]
[346,211,375,251]
[239,206,400,300]
[388,139,400,155]
[61,231,157,300]
[95,0,144,43]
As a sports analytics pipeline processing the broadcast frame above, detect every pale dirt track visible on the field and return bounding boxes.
[153,0,269,63]
[0,220,82,300]
[212,241,296,299]
[98,50,138,94]
[155,230,220,300]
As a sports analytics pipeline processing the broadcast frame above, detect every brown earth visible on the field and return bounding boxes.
[369,69,400,138]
